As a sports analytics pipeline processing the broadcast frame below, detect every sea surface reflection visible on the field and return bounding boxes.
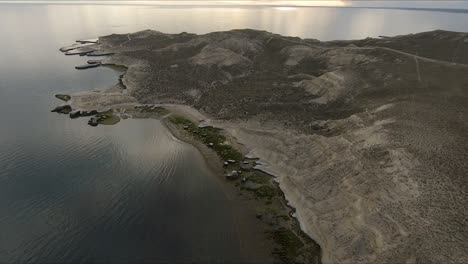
[0,3,467,263]
[0,119,246,262]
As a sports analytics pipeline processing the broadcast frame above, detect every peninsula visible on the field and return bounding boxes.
[55,29,468,263]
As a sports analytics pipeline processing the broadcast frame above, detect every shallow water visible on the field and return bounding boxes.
[0,120,245,262]
[0,3,467,263]
[0,4,246,262]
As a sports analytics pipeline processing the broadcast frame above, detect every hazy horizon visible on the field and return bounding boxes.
[2,0,468,11]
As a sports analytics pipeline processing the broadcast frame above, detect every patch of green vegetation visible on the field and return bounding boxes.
[99,109,113,116]
[270,227,305,263]
[254,185,277,199]
[214,144,243,161]
[136,106,169,115]
[169,115,243,161]
[248,173,270,184]
[169,115,196,126]
[151,107,169,115]
[170,114,320,264]
[256,205,279,217]
[104,64,128,72]
[277,214,290,221]
[98,114,121,125]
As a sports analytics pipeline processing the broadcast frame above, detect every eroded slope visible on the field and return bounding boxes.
[84,29,467,263]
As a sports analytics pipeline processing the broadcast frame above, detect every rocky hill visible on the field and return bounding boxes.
[71,29,468,263]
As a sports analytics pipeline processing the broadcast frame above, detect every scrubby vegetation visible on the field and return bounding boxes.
[169,115,242,161]
[134,105,170,116]
[97,110,121,125]
[270,227,305,263]
[254,185,277,199]
[247,173,270,184]
[103,64,128,72]
[169,113,320,264]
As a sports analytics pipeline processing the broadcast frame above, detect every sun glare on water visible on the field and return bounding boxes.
[0,0,350,7]
[216,1,350,7]
[273,6,297,10]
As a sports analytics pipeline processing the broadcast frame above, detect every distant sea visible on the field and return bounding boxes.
[0,2,467,263]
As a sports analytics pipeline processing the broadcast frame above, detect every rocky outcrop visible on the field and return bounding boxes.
[51,105,72,114]
[69,110,98,119]
[75,64,100,70]
[64,47,95,56]
[54,94,71,102]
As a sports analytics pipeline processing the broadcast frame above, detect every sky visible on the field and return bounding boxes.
[1,0,468,10]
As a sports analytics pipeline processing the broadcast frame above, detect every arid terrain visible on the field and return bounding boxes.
[60,29,468,263]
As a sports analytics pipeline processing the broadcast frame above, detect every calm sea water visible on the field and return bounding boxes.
[0,3,467,263]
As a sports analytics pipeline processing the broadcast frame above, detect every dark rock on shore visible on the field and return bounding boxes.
[225,170,239,180]
[75,64,100,70]
[55,94,71,102]
[51,105,72,114]
[85,110,98,116]
[69,110,98,119]
[87,113,111,127]
[87,60,101,64]
[64,48,95,56]
[88,116,99,126]
[240,162,252,171]
[87,51,114,56]
[69,111,80,119]
[59,46,77,52]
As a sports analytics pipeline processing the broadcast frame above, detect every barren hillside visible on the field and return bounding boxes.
[70,29,468,263]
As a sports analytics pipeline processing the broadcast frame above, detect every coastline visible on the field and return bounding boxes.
[53,63,322,263]
[161,112,322,263]
[163,117,279,263]
[162,114,224,175]
[54,28,468,263]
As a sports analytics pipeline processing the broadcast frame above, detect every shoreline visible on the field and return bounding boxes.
[162,115,224,175]
[162,113,322,263]
[55,28,468,263]
[51,97,323,263]
[162,117,278,263]
[52,32,322,264]
[50,32,336,263]
[52,60,322,263]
